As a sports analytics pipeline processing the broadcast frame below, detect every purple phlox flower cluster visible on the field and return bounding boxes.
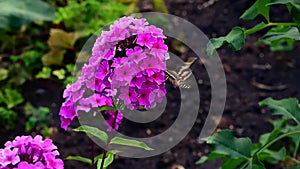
[0,135,63,169]
[59,16,168,131]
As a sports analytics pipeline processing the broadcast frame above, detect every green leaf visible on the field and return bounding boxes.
[153,0,169,13]
[73,125,108,143]
[66,64,75,73]
[202,130,252,159]
[36,67,52,79]
[0,107,18,131]
[53,69,66,80]
[222,158,245,169]
[207,27,245,56]
[97,152,114,169]
[99,106,117,112]
[259,97,300,124]
[8,63,31,85]
[0,68,8,81]
[110,137,153,151]
[258,147,286,164]
[240,0,271,21]
[65,156,92,165]
[48,29,77,49]
[0,0,55,28]
[23,50,43,70]
[196,153,226,164]
[41,48,66,66]
[251,155,266,169]
[2,89,24,109]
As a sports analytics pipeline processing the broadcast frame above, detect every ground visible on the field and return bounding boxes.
[1,0,300,169]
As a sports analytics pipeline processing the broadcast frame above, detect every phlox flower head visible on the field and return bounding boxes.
[59,16,168,131]
[0,135,63,169]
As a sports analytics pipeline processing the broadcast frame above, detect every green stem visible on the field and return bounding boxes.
[254,130,300,156]
[240,130,300,169]
[100,110,119,169]
[244,22,299,36]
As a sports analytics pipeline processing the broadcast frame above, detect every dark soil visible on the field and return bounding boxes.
[2,0,300,169]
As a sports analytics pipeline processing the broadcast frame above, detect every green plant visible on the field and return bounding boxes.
[24,103,51,137]
[207,0,300,56]
[197,98,300,169]
[66,124,152,169]
[54,0,129,36]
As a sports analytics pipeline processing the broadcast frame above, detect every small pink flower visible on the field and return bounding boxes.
[137,33,156,48]
[126,46,146,64]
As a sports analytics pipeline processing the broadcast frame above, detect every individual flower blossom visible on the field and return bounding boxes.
[151,38,168,57]
[136,33,156,48]
[59,16,168,131]
[0,135,63,169]
[126,46,146,64]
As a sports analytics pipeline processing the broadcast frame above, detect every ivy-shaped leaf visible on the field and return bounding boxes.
[207,27,245,56]
[53,69,66,80]
[0,68,8,81]
[259,97,300,124]
[41,48,66,66]
[48,29,77,49]
[202,130,252,159]
[153,0,169,13]
[240,0,271,22]
[1,89,24,109]
[257,26,300,51]
[36,67,52,79]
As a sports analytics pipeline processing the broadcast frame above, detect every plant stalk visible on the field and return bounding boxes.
[100,110,119,169]
[244,22,299,36]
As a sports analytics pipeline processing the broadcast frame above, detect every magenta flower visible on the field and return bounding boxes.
[0,135,63,169]
[137,33,156,48]
[59,16,168,131]
[126,46,146,64]
[151,38,168,57]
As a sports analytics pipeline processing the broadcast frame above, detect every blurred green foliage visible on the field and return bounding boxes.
[0,0,55,28]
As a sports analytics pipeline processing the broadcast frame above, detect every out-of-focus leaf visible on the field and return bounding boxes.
[0,0,55,28]
[0,68,8,81]
[36,67,52,79]
[1,89,24,109]
[259,97,300,124]
[0,107,18,131]
[53,69,66,80]
[48,29,77,49]
[207,27,245,56]
[41,48,66,66]
[23,50,43,70]
[8,63,31,85]
[240,0,271,21]
[153,0,169,13]
[66,64,75,73]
